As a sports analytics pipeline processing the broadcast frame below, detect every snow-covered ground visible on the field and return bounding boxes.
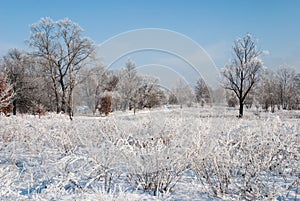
[0,107,299,200]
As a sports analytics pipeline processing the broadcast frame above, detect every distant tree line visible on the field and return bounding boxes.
[76,59,166,116]
[0,49,168,117]
[225,65,300,112]
[251,66,299,112]
[0,18,166,118]
[221,34,300,117]
[0,18,299,118]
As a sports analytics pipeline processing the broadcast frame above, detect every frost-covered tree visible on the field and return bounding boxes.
[94,68,120,113]
[76,65,112,113]
[73,67,99,113]
[1,49,47,114]
[117,59,140,111]
[1,49,26,114]
[76,61,164,115]
[211,86,226,105]
[276,65,297,110]
[28,17,95,120]
[194,78,211,106]
[0,73,14,115]
[258,70,279,112]
[172,79,195,108]
[131,76,163,113]
[221,34,262,117]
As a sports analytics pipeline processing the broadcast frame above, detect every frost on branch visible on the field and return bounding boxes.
[191,117,300,200]
[0,109,298,200]
[0,73,14,116]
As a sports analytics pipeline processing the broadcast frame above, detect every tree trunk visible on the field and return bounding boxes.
[50,69,60,114]
[60,82,67,114]
[239,101,244,118]
[55,92,60,114]
[12,99,17,115]
[67,68,75,120]
[68,86,74,120]
[61,95,66,113]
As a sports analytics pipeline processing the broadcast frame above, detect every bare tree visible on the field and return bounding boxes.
[28,17,95,120]
[0,73,14,115]
[1,49,45,114]
[194,78,211,107]
[258,70,278,112]
[1,49,24,114]
[117,59,140,111]
[173,79,195,108]
[221,34,262,117]
[131,76,163,113]
[276,65,297,110]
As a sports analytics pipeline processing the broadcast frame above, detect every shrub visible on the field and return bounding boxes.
[191,119,300,200]
[33,104,46,118]
[98,95,112,116]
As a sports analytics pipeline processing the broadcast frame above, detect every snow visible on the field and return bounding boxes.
[0,107,299,200]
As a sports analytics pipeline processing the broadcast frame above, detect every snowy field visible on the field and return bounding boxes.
[0,107,299,200]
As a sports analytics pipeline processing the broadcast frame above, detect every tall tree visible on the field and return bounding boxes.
[118,59,140,111]
[221,34,263,117]
[28,17,95,120]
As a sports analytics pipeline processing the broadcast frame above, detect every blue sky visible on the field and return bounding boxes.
[1,0,300,74]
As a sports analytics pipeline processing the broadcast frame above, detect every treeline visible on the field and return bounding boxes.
[0,18,299,118]
[0,17,211,118]
[226,66,300,112]
[0,48,167,118]
[75,60,166,115]
[0,18,168,119]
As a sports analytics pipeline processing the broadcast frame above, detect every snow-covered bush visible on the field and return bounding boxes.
[0,108,299,200]
[32,103,46,117]
[191,116,300,200]
[119,114,189,196]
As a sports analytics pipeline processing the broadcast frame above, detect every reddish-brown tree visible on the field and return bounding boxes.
[99,95,112,116]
